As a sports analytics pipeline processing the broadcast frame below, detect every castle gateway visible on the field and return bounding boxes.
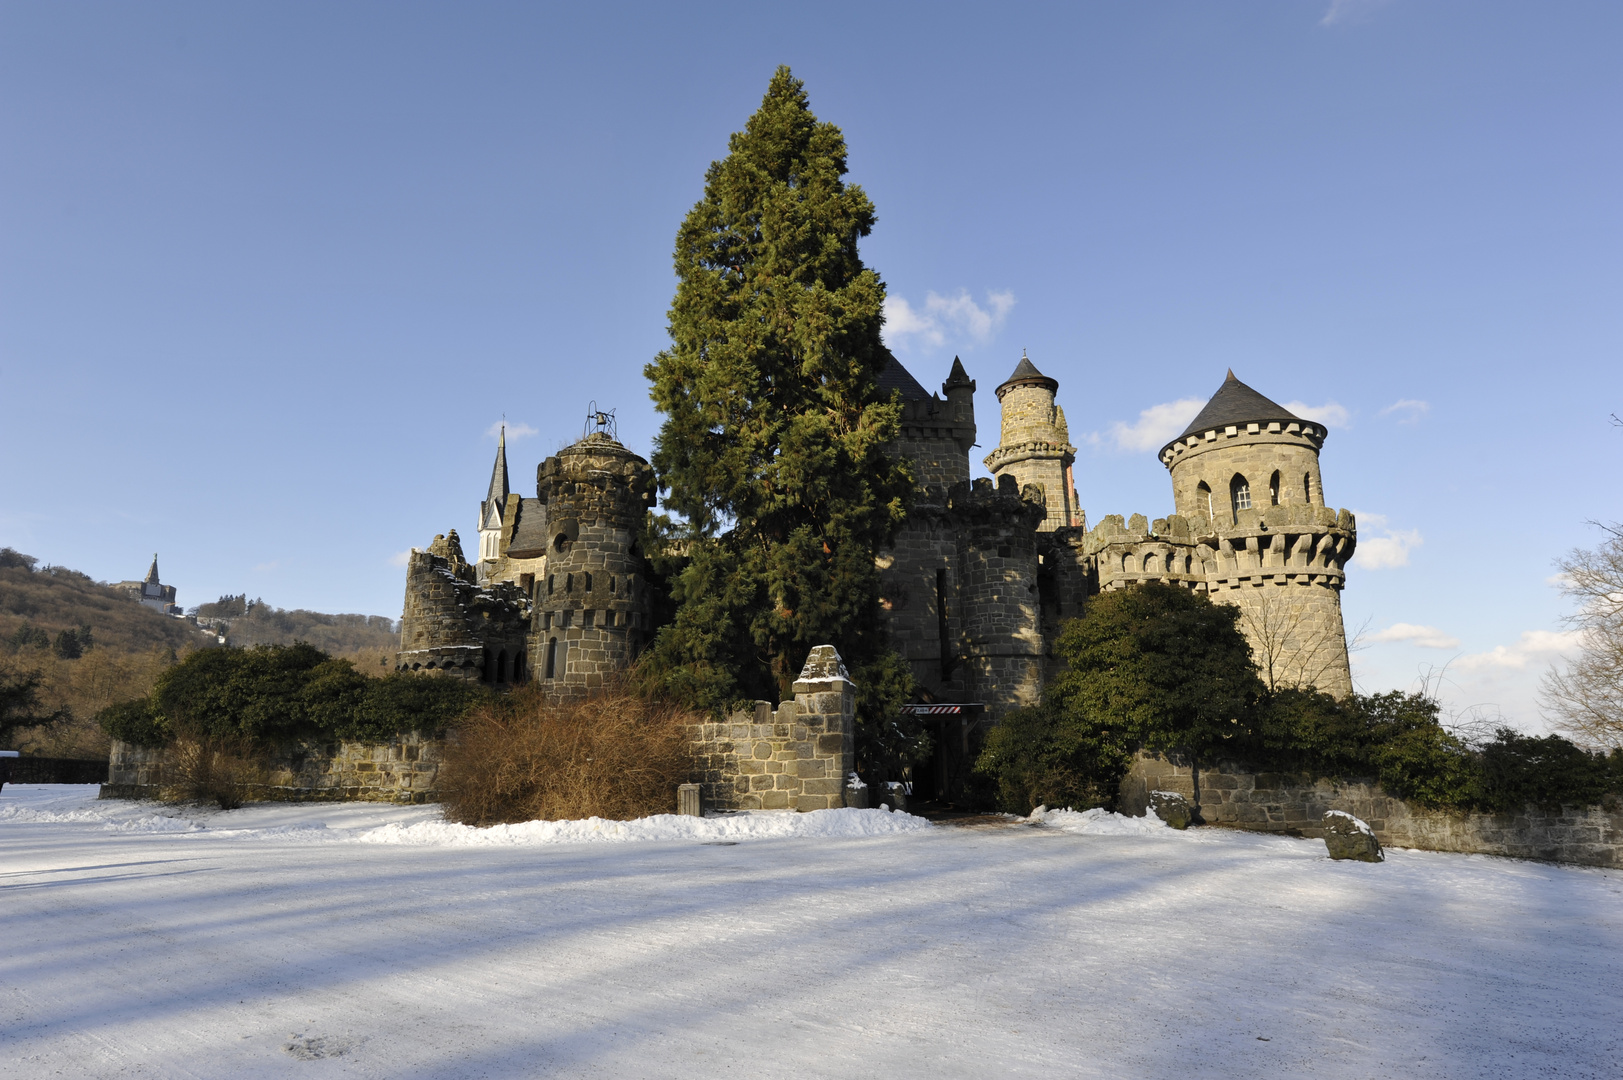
[397,359,1355,712]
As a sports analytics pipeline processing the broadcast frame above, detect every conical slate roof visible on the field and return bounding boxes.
[1171,370,1302,446]
[943,355,974,390]
[144,554,160,585]
[876,356,931,403]
[995,352,1058,398]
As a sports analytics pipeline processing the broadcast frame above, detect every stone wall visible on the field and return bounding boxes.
[101,734,444,804]
[688,646,856,812]
[955,477,1046,714]
[1122,753,1623,868]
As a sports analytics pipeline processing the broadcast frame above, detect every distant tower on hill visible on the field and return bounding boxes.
[115,554,179,615]
[984,353,1080,531]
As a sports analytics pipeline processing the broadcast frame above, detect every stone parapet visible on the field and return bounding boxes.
[102,734,446,805]
[1123,753,1623,869]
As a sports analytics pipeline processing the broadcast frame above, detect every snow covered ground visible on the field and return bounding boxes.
[4,786,1619,1079]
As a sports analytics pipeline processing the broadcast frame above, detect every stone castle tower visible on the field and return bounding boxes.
[983,353,1080,531]
[532,432,657,698]
[397,427,655,698]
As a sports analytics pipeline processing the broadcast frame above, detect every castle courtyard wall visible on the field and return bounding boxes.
[1123,753,1623,869]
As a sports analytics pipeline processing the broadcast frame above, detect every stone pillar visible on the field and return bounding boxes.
[789,645,856,812]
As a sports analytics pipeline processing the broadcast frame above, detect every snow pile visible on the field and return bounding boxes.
[1029,805,1173,835]
[354,806,933,846]
[0,785,932,847]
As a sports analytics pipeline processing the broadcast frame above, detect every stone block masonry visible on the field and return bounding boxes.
[1122,753,1623,869]
[102,733,445,804]
[689,645,857,812]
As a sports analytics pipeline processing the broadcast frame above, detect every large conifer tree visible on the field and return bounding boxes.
[644,67,914,728]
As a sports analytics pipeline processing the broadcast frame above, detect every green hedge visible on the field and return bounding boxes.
[973,584,1622,815]
[97,643,488,749]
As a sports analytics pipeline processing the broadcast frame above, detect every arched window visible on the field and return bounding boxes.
[482,650,494,683]
[1196,481,1213,520]
[1269,471,1280,506]
[513,650,525,684]
[496,650,508,684]
[1230,474,1251,522]
[1303,473,1313,505]
[545,638,558,679]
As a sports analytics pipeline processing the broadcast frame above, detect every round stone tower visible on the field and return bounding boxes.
[533,432,657,698]
[984,353,1079,531]
[1159,371,1356,697]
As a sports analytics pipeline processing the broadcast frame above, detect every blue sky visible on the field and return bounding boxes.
[3,1,1619,729]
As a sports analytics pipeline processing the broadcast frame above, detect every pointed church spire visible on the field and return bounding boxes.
[145,554,160,585]
[486,425,509,506]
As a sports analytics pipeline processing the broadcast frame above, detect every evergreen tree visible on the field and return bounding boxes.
[644,67,915,730]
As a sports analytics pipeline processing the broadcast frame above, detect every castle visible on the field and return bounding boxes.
[397,358,1356,727]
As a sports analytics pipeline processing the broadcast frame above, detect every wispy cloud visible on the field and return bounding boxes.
[1350,511,1422,569]
[1321,0,1396,26]
[389,550,413,568]
[1456,629,1584,671]
[1283,401,1351,429]
[487,420,540,442]
[1371,623,1461,649]
[883,290,1015,352]
[1093,398,1207,453]
[252,559,280,573]
[1379,399,1430,424]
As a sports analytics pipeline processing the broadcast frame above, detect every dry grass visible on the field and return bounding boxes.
[438,685,698,825]
[162,735,267,810]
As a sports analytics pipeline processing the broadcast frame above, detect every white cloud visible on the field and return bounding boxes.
[1321,0,1396,26]
[1349,511,1421,569]
[1099,398,1207,453]
[1456,630,1585,671]
[1283,401,1351,429]
[883,290,1015,352]
[487,420,540,441]
[1371,623,1461,649]
[389,550,413,568]
[1354,529,1422,569]
[1379,399,1430,424]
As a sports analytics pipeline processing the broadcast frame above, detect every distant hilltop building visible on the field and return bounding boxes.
[397,360,1355,708]
[114,554,180,616]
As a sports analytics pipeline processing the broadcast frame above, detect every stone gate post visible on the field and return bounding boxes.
[790,645,856,811]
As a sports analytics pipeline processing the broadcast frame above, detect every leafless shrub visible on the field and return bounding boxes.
[163,735,266,810]
[1542,522,1623,749]
[437,684,698,825]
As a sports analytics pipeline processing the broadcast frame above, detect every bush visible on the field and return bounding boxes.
[344,673,488,742]
[96,698,169,748]
[164,734,265,810]
[437,685,698,825]
[975,703,1131,815]
[1477,729,1614,812]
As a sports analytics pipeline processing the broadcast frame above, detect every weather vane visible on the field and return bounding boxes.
[584,401,617,440]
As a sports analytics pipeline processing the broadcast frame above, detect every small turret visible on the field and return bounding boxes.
[983,352,1079,531]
